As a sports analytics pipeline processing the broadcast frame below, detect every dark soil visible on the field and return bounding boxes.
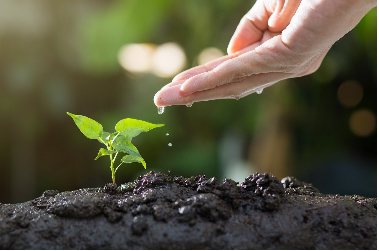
[0,171,376,249]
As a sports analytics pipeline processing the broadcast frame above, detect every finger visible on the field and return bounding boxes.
[178,57,248,97]
[174,41,262,83]
[172,54,232,82]
[267,0,302,32]
[155,71,291,107]
[159,80,184,90]
[228,0,269,54]
[154,84,190,107]
[157,57,232,93]
[179,42,271,96]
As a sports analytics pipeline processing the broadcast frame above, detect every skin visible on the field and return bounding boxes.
[154,0,376,107]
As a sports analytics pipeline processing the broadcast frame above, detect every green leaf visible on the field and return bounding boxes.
[121,155,146,169]
[95,148,116,160]
[112,136,141,157]
[115,118,164,139]
[67,112,103,140]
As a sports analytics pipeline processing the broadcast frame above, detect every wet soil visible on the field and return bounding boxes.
[0,171,376,249]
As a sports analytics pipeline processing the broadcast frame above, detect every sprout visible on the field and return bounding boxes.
[67,112,164,184]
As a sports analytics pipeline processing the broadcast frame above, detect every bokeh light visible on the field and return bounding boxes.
[118,43,156,73]
[197,47,225,65]
[349,109,376,137]
[337,80,364,108]
[152,42,186,78]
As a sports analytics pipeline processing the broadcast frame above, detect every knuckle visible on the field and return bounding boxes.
[231,72,248,83]
[276,64,297,73]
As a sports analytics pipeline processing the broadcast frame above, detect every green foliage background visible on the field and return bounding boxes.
[0,0,376,203]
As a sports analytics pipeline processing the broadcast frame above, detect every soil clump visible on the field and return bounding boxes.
[0,171,376,249]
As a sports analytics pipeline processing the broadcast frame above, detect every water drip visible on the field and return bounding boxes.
[256,88,263,94]
[158,106,165,114]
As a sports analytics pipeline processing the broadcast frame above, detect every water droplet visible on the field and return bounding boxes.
[256,88,263,94]
[186,103,193,108]
[168,143,172,147]
[158,106,165,114]
[166,133,169,136]
[234,95,240,100]
[168,170,171,173]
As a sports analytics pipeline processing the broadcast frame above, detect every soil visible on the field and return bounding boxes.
[0,171,376,249]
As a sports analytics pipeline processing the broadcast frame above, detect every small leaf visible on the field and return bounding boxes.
[67,112,103,140]
[98,131,111,145]
[95,148,116,160]
[112,136,141,156]
[115,118,164,139]
[121,155,146,169]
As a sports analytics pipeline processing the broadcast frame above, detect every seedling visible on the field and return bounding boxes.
[67,112,164,184]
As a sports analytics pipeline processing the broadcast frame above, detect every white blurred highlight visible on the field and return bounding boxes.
[118,43,156,73]
[152,43,186,78]
[197,47,224,65]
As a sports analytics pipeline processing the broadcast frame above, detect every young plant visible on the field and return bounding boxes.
[67,112,164,184]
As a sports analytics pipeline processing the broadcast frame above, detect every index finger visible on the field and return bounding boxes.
[172,42,259,84]
[172,53,233,82]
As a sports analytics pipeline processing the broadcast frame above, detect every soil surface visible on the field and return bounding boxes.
[0,171,376,249]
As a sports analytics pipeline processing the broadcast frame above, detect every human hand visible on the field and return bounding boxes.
[154,0,376,107]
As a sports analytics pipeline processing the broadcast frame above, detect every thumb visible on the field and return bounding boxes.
[227,0,269,55]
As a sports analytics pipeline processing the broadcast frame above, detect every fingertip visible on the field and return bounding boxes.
[268,14,276,29]
[172,74,182,82]
[227,44,235,55]
[154,88,173,107]
[153,90,163,107]
[179,83,188,96]
[227,34,242,55]
[179,80,196,97]
[154,85,186,106]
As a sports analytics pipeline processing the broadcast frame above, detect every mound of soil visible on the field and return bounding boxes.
[0,171,376,249]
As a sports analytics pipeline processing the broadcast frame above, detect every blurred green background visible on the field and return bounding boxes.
[0,0,376,203]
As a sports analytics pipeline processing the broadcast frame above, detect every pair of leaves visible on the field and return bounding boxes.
[67,112,163,170]
[67,112,164,142]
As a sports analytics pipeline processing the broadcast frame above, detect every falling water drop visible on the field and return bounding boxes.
[186,103,193,108]
[166,133,169,136]
[168,143,172,147]
[168,170,171,173]
[256,88,263,94]
[158,106,165,114]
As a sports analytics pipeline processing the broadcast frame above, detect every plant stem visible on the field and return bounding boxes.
[109,153,116,184]
[113,152,119,163]
[115,162,123,173]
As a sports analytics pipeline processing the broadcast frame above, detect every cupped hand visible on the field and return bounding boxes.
[154,0,376,107]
